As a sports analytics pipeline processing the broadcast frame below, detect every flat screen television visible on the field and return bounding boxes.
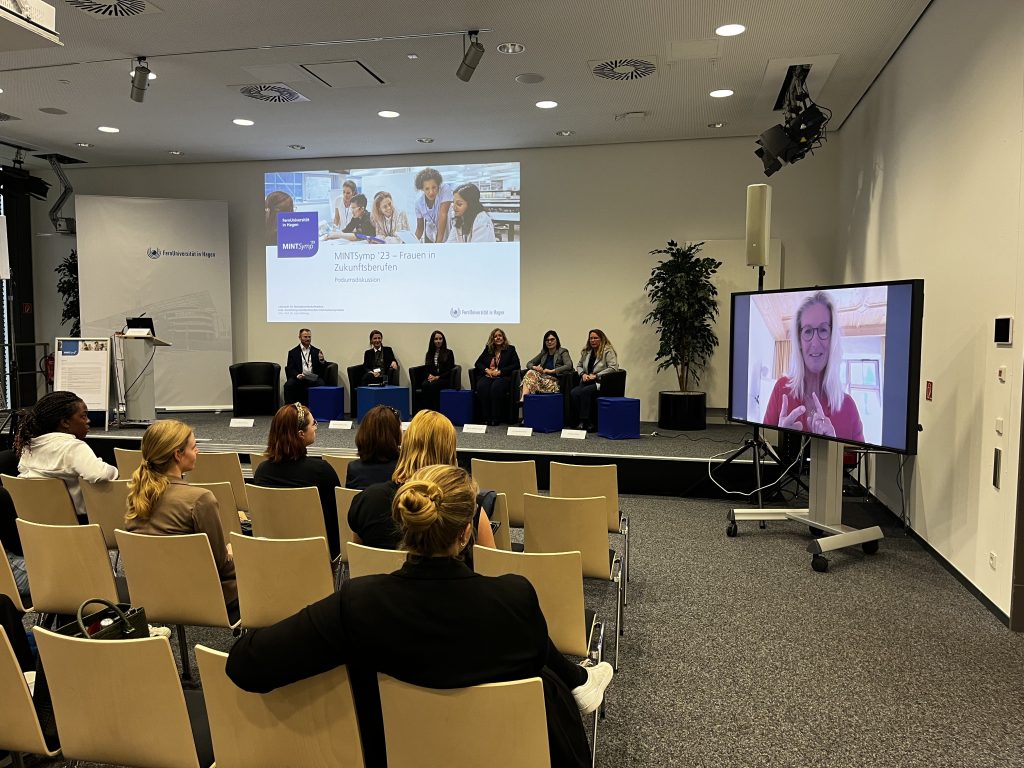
[728,279,924,454]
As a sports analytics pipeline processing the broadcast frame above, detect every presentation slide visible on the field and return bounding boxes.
[264,163,521,323]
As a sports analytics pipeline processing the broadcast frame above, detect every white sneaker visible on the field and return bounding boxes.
[148,624,172,639]
[572,661,613,715]
[23,670,36,695]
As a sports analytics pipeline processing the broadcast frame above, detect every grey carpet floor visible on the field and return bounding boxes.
[24,494,1024,767]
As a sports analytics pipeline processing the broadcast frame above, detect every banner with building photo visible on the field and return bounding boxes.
[76,196,233,409]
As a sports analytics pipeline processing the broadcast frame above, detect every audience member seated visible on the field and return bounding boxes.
[414,330,457,411]
[348,410,495,554]
[16,390,118,520]
[226,463,613,768]
[473,327,520,426]
[345,405,401,491]
[359,330,399,386]
[521,329,573,400]
[284,328,330,405]
[252,403,342,558]
[124,420,237,620]
[571,329,620,432]
[0,449,28,602]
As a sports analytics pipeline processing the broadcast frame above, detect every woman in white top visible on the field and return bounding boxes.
[15,390,118,518]
[332,179,357,231]
[371,190,412,243]
[414,167,454,243]
[446,183,496,243]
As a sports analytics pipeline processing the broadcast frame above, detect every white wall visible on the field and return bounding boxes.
[30,136,840,420]
[836,0,1024,612]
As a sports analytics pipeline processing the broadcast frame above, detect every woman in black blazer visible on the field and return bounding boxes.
[416,329,456,411]
[226,464,613,768]
[473,327,520,426]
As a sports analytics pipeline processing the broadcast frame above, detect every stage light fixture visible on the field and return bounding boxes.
[130,57,150,103]
[456,31,484,82]
[753,65,831,177]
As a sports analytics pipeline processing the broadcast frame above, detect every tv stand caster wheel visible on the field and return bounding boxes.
[726,521,738,537]
[811,554,829,573]
[809,526,825,537]
[758,521,767,529]
[862,540,879,555]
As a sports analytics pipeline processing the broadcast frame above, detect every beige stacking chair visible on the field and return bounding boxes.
[246,485,328,542]
[346,542,407,578]
[335,487,360,582]
[0,538,31,613]
[113,447,144,477]
[490,493,512,551]
[187,451,249,512]
[1,475,78,526]
[80,478,131,551]
[248,451,270,476]
[323,454,355,484]
[17,520,118,615]
[0,627,61,766]
[470,459,537,528]
[192,481,243,536]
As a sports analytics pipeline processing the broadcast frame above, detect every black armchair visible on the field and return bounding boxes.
[566,369,628,426]
[229,362,281,416]
[410,364,463,414]
[347,364,400,418]
[469,367,522,425]
[324,362,340,387]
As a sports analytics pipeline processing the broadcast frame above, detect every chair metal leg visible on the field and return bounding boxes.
[176,624,193,684]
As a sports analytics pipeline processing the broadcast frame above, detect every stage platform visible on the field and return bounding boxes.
[86,411,784,498]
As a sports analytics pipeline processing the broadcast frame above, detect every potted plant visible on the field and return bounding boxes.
[643,240,721,430]
[55,249,80,336]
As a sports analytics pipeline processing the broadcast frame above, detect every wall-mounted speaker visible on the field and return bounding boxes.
[745,183,772,267]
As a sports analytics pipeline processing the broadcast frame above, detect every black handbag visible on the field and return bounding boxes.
[58,598,149,640]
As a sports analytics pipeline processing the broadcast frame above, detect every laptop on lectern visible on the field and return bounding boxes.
[125,316,156,335]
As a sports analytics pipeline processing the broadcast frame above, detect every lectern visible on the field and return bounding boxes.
[122,331,171,423]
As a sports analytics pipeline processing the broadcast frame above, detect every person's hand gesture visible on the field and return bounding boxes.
[390,361,398,370]
[318,350,325,363]
[533,364,544,373]
[809,392,836,437]
[779,395,806,430]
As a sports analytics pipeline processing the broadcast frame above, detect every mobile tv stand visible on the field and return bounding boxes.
[726,437,883,572]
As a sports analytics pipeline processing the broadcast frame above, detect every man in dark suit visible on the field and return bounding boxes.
[284,328,329,405]
[359,329,398,386]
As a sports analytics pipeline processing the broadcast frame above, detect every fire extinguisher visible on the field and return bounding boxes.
[44,353,55,385]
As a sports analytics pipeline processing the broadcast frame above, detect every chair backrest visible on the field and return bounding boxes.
[335,487,360,563]
[473,546,587,657]
[231,533,334,628]
[196,644,364,768]
[470,459,537,527]
[80,478,131,549]
[549,462,621,534]
[191,481,242,536]
[115,529,232,627]
[523,494,610,580]
[230,361,280,387]
[33,627,201,768]
[0,538,30,612]
[246,485,327,542]
[378,673,550,768]
[1,474,78,526]
[249,452,270,476]
[0,627,59,759]
[17,519,117,614]
[186,451,249,511]
[491,492,511,551]
[113,447,144,477]
[346,542,407,578]
[323,454,355,483]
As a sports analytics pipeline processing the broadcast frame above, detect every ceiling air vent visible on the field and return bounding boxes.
[590,57,657,81]
[239,83,310,103]
[64,0,157,17]
[0,112,21,121]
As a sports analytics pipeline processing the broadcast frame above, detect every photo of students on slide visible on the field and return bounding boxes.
[323,194,378,241]
[371,190,412,243]
[332,179,357,231]
[414,167,454,244]
[762,290,865,442]
[446,183,496,243]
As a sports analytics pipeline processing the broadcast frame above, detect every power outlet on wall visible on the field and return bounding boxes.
[989,551,997,570]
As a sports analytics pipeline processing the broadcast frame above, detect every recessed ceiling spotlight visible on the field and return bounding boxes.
[168,150,184,156]
[555,130,575,137]
[709,89,734,98]
[535,100,558,109]
[708,121,727,128]
[97,126,119,133]
[288,144,305,150]
[233,118,254,126]
[497,42,525,54]
[75,142,93,148]
[378,110,400,118]
[715,23,746,37]
[416,137,434,143]
[0,88,4,94]
[407,53,419,60]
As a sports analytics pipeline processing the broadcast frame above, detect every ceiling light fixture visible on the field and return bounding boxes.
[535,100,558,109]
[233,118,254,126]
[97,126,119,133]
[416,137,434,143]
[288,144,305,150]
[168,150,184,156]
[708,121,727,128]
[555,130,575,136]
[709,89,734,98]
[715,23,746,37]
[406,53,419,60]
[75,142,93,148]
[130,57,151,103]
[497,42,525,54]
[377,110,400,118]
[456,30,485,82]
[0,88,4,94]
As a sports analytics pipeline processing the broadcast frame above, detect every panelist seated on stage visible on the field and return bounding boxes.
[284,328,330,405]
[359,330,399,386]
[473,328,520,427]
[571,329,620,433]
[415,330,457,411]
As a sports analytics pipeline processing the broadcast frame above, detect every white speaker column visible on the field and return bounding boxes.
[745,183,772,268]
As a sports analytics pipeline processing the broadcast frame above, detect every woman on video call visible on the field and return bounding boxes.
[763,290,864,442]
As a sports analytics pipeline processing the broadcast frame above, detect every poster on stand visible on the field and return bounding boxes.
[53,337,110,431]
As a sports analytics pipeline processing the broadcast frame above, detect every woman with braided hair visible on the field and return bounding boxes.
[124,419,237,616]
[16,390,117,519]
[227,464,611,768]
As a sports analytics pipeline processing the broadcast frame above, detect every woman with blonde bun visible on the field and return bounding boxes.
[227,464,611,768]
[124,420,237,616]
